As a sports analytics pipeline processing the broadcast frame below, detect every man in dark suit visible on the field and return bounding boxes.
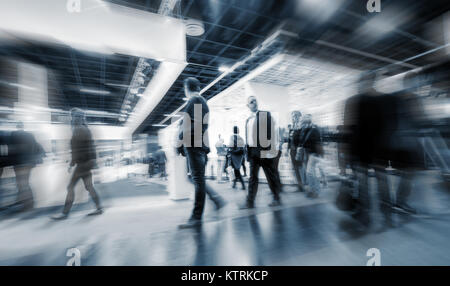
[178,77,226,229]
[241,96,282,209]
[52,108,102,220]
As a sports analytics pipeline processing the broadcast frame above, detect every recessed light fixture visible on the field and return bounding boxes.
[152,124,168,127]
[185,18,205,37]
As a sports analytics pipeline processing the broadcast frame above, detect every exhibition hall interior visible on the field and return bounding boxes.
[0,0,449,266]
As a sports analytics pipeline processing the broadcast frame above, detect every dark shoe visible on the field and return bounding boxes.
[268,200,282,207]
[306,192,318,198]
[20,202,34,212]
[87,208,103,216]
[352,211,371,227]
[51,213,68,220]
[392,204,416,215]
[216,200,227,211]
[178,218,202,229]
[239,202,254,209]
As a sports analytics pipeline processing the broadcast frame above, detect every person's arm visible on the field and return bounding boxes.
[69,131,77,167]
[179,98,195,146]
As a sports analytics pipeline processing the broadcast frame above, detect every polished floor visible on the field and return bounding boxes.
[0,172,449,266]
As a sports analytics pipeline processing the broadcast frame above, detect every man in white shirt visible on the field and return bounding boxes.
[241,96,282,209]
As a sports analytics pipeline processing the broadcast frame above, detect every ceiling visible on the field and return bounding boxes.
[0,0,449,133]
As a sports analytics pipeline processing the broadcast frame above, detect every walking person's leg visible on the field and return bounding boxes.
[81,170,103,215]
[21,166,34,210]
[260,158,282,205]
[394,169,415,214]
[306,155,320,197]
[318,159,327,187]
[353,165,371,226]
[216,158,223,181]
[242,157,260,208]
[232,168,237,188]
[375,167,393,226]
[290,149,303,191]
[204,154,225,209]
[13,166,25,205]
[234,167,245,190]
[53,166,82,219]
[299,153,308,187]
[187,148,207,220]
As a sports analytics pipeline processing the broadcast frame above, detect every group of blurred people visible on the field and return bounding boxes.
[0,122,45,212]
[1,69,446,230]
[175,68,449,229]
[0,108,103,220]
[177,77,287,228]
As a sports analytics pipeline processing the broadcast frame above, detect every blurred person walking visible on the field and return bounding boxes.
[215,134,227,181]
[389,72,427,215]
[52,108,102,220]
[240,96,282,209]
[343,71,393,227]
[147,153,156,178]
[288,110,305,192]
[10,122,45,211]
[154,146,167,180]
[178,77,226,229]
[227,126,246,190]
[298,115,324,198]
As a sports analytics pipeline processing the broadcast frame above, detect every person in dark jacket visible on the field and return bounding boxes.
[177,77,226,229]
[227,126,246,190]
[299,115,324,197]
[240,96,282,209]
[343,71,393,227]
[10,122,44,211]
[52,108,102,220]
[154,147,167,180]
[389,72,427,215]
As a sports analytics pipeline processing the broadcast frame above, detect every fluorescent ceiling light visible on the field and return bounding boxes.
[152,124,168,127]
[105,83,130,88]
[80,88,110,95]
[218,65,231,72]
